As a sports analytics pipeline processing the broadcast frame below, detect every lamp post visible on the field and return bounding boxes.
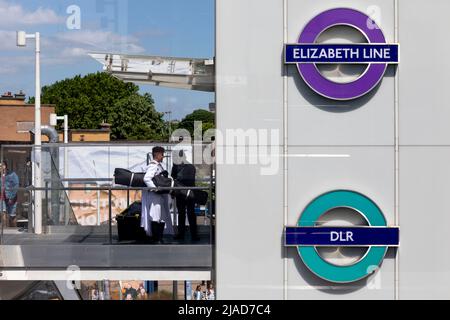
[163,111,172,142]
[50,114,70,224]
[17,31,42,234]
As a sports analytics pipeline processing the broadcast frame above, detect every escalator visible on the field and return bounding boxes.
[0,280,84,300]
[42,144,79,226]
[0,281,61,300]
[0,144,79,232]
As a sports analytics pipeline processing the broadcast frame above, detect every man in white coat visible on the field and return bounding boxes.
[141,146,174,243]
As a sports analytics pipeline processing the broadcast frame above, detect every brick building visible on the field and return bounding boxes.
[0,91,111,144]
[0,91,55,143]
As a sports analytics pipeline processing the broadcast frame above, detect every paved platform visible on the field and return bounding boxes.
[1,225,212,245]
[0,226,213,270]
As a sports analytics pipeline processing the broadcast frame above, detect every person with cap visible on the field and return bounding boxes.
[141,146,174,243]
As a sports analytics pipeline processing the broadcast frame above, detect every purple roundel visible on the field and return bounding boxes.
[297,8,388,100]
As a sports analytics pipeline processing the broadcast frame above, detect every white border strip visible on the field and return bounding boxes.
[0,270,211,281]
[394,0,400,301]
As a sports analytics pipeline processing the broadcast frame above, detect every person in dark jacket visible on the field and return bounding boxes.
[171,150,199,241]
[0,161,19,228]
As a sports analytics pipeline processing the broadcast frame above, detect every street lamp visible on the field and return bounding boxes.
[17,31,43,234]
[50,114,69,144]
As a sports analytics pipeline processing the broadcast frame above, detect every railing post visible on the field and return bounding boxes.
[28,189,33,233]
[209,164,213,245]
[0,201,3,245]
[45,181,49,229]
[97,182,101,227]
[173,281,178,300]
[109,187,112,244]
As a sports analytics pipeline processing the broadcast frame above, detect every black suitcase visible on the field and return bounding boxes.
[115,201,147,241]
[194,190,209,205]
[171,179,209,205]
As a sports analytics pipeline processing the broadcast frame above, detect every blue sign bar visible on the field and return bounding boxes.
[285,227,400,247]
[285,44,399,64]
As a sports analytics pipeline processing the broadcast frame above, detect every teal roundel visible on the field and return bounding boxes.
[297,190,387,283]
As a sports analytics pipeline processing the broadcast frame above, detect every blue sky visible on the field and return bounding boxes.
[0,0,215,120]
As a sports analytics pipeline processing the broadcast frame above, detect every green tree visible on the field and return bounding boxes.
[111,93,165,140]
[178,109,215,137]
[30,72,166,140]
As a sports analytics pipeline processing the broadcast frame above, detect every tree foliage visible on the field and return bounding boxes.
[31,72,166,140]
[177,109,215,137]
[111,93,166,140]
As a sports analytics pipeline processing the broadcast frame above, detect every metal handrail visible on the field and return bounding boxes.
[3,185,214,245]
[2,142,213,148]
[45,178,114,182]
[1,143,215,248]
[21,186,211,191]
[45,177,211,183]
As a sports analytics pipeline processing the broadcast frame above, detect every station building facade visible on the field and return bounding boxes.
[215,0,450,299]
[2,0,449,301]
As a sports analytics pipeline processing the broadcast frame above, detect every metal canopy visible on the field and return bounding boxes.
[89,52,215,92]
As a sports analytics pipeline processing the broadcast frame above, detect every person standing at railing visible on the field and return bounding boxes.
[141,146,174,243]
[206,283,215,300]
[90,288,99,300]
[193,285,204,300]
[171,150,199,241]
[0,161,19,228]
[136,286,148,300]
[122,282,138,300]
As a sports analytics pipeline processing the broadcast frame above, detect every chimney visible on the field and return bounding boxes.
[0,90,26,105]
[14,90,26,101]
[1,92,13,98]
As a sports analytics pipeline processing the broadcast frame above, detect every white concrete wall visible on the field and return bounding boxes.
[398,0,450,299]
[216,0,285,299]
[216,0,450,299]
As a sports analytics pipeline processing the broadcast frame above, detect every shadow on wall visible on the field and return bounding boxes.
[281,235,397,295]
[283,62,398,113]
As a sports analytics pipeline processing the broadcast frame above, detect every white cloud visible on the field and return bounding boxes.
[0,0,63,27]
[166,97,178,104]
[0,30,18,50]
[0,55,34,75]
[0,28,147,74]
[60,47,89,58]
[0,2,146,74]
[55,30,145,54]
[0,65,18,75]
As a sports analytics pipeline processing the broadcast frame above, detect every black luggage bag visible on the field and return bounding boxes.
[115,201,147,241]
[171,182,209,205]
[152,171,172,194]
[114,168,146,187]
